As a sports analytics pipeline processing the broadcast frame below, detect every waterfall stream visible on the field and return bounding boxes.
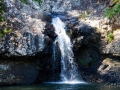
[52,17,82,83]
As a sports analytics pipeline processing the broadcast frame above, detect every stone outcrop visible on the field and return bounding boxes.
[105,40,120,56]
[103,30,120,56]
[99,29,120,56]
[98,58,120,83]
[0,0,119,85]
[0,0,53,57]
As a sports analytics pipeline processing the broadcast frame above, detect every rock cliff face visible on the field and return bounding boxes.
[0,0,61,85]
[2,0,119,57]
[0,0,120,85]
[45,0,120,83]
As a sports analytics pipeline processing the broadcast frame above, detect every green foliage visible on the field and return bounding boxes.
[107,33,114,42]
[105,8,115,19]
[3,28,12,34]
[20,0,42,5]
[0,1,6,19]
[20,0,27,3]
[113,0,119,3]
[114,3,120,12]
[0,31,3,37]
[105,2,120,19]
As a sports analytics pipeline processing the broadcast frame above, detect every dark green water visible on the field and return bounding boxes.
[0,83,120,90]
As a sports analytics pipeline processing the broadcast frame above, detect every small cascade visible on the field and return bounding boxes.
[52,17,82,83]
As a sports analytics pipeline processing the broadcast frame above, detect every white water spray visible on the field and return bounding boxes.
[52,17,82,83]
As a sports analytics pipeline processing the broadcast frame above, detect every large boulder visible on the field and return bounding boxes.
[99,30,120,56]
[0,59,39,85]
[98,58,120,83]
[0,0,53,57]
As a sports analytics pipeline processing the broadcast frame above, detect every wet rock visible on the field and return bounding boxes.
[44,23,57,40]
[57,15,68,21]
[44,14,52,22]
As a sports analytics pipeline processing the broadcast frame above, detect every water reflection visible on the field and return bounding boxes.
[0,83,120,90]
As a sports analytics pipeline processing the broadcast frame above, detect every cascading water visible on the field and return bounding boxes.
[52,17,82,83]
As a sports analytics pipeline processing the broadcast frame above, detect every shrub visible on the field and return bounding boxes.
[105,1,120,19]
[107,33,114,42]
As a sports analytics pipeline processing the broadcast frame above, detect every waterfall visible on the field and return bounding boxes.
[52,17,82,83]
